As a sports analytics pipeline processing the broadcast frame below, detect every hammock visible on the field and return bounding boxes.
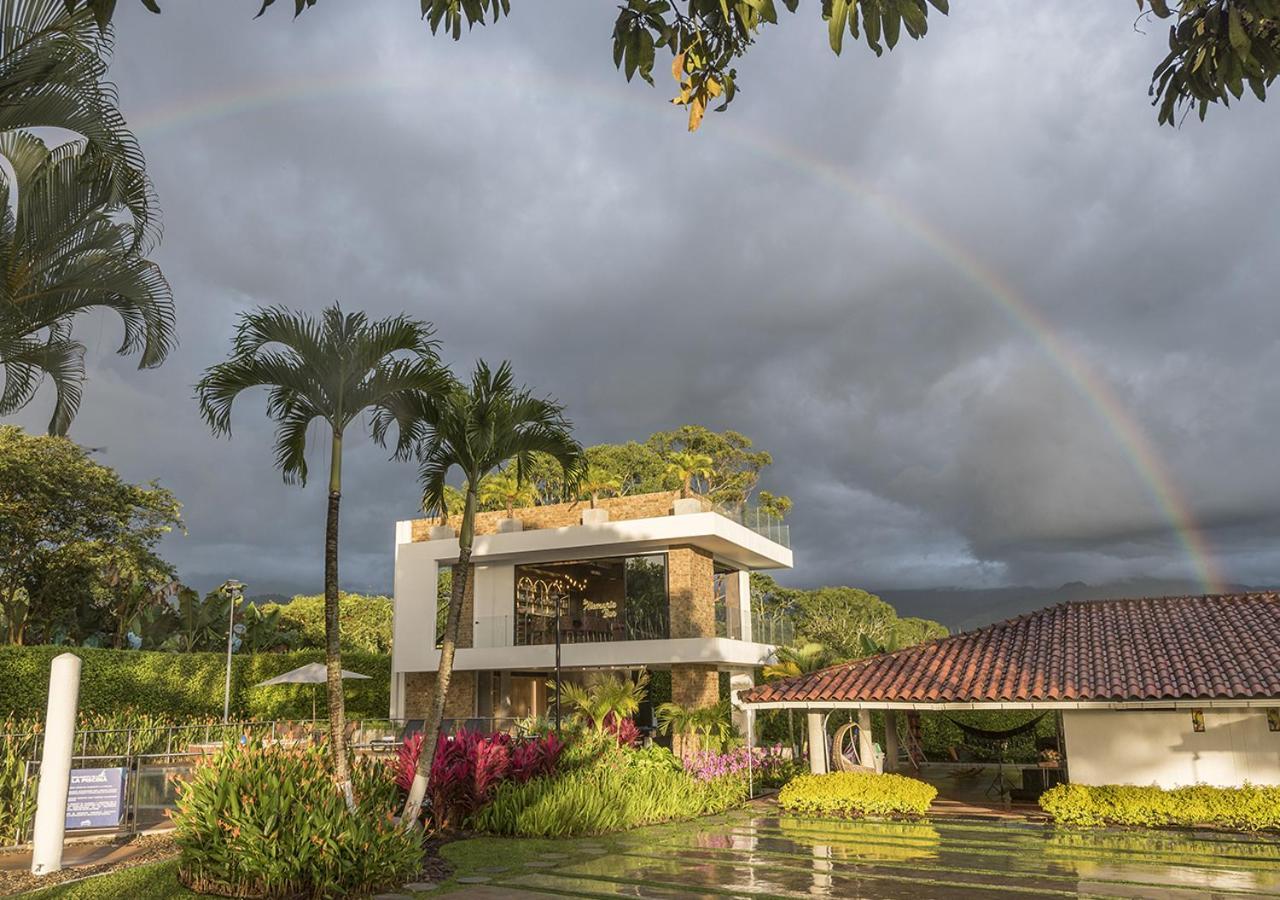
[945,713,1047,743]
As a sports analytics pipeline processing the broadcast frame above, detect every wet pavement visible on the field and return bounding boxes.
[467,808,1280,898]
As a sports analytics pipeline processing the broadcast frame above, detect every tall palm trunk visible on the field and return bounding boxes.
[324,430,353,807]
[401,487,475,826]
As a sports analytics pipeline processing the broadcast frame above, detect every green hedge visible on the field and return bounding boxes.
[0,646,390,720]
[1040,783,1280,831]
[777,771,937,818]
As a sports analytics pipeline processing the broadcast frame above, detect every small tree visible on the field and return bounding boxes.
[375,359,584,826]
[663,450,714,499]
[477,467,538,518]
[578,466,622,509]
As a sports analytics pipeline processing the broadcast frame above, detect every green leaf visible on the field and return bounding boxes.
[828,0,849,54]
[1227,7,1250,55]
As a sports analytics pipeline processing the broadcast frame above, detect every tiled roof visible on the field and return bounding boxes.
[741,593,1280,706]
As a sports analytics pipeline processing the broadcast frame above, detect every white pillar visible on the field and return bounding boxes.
[31,653,82,876]
[736,571,752,642]
[806,712,828,774]
[857,709,876,773]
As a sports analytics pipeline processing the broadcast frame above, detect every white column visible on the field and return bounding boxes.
[806,712,828,774]
[857,709,876,773]
[31,653,82,876]
[736,571,752,642]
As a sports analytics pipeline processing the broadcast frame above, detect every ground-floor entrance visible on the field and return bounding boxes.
[401,664,756,735]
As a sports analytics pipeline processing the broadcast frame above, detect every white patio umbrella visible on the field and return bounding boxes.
[255,663,371,721]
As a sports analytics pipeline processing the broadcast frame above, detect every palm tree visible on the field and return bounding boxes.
[763,642,829,761]
[374,359,584,825]
[477,466,538,518]
[578,465,622,509]
[656,700,733,754]
[0,2,155,242]
[552,672,649,731]
[196,304,447,804]
[0,131,171,434]
[664,450,713,499]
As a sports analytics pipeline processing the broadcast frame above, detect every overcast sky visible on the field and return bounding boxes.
[10,1,1279,601]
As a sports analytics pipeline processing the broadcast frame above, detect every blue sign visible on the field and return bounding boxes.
[66,767,126,829]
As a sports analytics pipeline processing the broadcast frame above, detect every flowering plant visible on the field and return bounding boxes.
[682,744,797,787]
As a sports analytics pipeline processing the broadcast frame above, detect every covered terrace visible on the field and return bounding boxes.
[737,593,1280,805]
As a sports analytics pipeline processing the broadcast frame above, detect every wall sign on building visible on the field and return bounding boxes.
[65,767,126,829]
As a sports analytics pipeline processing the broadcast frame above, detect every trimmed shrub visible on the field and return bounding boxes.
[471,743,746,837]
[1040,782,1280,831]
[173,743,420,897]
[0,646,390,720]
[778,771,937,818]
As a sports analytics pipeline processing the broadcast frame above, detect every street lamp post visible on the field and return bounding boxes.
[553,603,562,738]
[220,580,246,724]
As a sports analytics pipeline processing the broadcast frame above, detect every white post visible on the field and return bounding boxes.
[31,653,82,876]
[806,712,828,774]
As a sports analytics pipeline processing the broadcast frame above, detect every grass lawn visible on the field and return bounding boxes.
[16,837,557,897]
[20,859,197,899]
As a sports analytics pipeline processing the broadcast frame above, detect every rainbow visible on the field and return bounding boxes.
[127,65,1225,594]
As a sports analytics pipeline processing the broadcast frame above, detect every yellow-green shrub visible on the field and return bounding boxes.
[777,771,937,818]
[1040,782,1280,831]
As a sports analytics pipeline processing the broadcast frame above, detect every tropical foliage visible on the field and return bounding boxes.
[470,741,746,837]
[395,728,564,829]
[1040,782,1280,831]
[552,672,649,732]
[173,744,421,897]
[477,466,539,516]
[751,574,947,664]
[260,592,393,655]
[0,0,168,433]
[251,0,1280,134]
[656,700,734,752]
[0,426,182,646]
[778,771,938,818]
[475,425,791,517]
[374,358,584,824]
[197,303,446,800]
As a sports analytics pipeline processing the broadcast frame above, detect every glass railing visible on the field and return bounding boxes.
[751,612,795,645]
[713,503,791,548]
[467,612,670,648]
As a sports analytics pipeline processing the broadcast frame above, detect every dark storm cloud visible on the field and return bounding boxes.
[9,1,1280,597]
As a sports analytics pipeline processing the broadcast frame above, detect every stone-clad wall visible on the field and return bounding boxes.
[671,663,720,709]
[668,545,716,639]
[404,670,477,719]
[409,490,705,541]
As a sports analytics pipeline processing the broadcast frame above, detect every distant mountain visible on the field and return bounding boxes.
[877,578,1267,633]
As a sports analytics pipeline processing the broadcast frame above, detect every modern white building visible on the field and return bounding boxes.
[390,490,792,728]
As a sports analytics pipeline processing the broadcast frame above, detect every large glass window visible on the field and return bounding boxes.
[714,566,745,639]
[514,554,668,645]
